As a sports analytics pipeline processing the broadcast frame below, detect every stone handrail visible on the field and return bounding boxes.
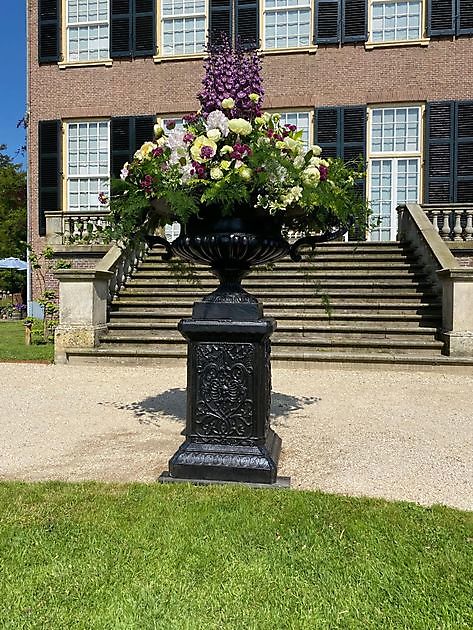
[423,203,473,241]
[397,203,456,294]
[398,203,473,356]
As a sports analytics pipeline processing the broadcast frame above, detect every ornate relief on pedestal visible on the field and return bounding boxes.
[194,343,255,440]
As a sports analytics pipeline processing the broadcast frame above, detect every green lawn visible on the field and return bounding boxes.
[0,321,53,362]
[0,483,471,629]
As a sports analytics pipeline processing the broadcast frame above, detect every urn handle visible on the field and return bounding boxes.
[289,217,354,262]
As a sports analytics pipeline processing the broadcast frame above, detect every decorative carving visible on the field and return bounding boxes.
[172,450,273,471]
[193,343,255,440]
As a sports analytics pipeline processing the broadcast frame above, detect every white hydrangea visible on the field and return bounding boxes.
[206,110,229,137]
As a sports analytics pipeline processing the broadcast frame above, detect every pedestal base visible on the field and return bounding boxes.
[159,472,291,489]
[168,427,282,484]
[163,315,284,486]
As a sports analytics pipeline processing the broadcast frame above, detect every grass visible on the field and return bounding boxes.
[0,320,54,362]
[0,482,471,629]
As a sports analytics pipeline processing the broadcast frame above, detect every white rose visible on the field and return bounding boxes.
[207,128,221,142]
[221,98,235,109]
[311,145,322,156]
[302,167,321,185]
[228,118,253,136]
[210,167,224,180]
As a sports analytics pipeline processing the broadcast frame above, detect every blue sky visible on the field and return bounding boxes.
[0,4,26,164]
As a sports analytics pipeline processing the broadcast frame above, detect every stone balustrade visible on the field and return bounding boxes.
[399,203,473,356]
[423,204,473,242]
[45,210,110,245]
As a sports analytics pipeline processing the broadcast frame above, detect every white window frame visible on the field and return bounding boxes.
[65,0,110,62]
[160,0,207,57]
[263,0,313,50]
[367,0,427,45]
[65,120,111,214]
[367,105,423,241]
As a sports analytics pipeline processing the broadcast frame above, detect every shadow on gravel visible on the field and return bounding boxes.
[108,388,320,427]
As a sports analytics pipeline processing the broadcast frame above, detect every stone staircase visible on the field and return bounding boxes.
[65,240,450,366]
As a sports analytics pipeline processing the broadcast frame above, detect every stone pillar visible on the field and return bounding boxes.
[54,269,112,363]
[438,268,473,356]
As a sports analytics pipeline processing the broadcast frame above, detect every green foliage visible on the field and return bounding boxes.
[0,482,471,629]
[0,145,26,261]
[28,245,71,342]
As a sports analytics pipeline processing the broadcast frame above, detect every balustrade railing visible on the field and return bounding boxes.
[45,210,110,245]
[423,204,473,242]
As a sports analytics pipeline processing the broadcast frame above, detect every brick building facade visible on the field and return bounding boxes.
[28,0,473,307]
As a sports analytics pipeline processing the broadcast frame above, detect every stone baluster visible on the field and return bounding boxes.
[453,208,464,241]
[441,210,452,240]
[430,210,440,234]
[465,209,473,241]
[63,216,73,243]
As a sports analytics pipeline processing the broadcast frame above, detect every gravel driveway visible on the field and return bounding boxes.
[0,363,472,511]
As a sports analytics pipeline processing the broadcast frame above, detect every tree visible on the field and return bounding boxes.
[0,144,27,295]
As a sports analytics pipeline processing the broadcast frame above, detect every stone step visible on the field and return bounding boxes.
[132,269,425,280]
[107,321,439,336]
[101,329,440,345]
[127,277,434,288]
[64,347,473,368]
[97,336,442,355]
[119,288,437,300]
[112,298,440,311]
[109,310,440,324]
[139,261,422,272]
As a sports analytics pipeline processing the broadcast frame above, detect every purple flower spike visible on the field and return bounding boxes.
[198,37,264,120]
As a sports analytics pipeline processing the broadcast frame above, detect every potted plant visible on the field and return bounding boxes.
[105,41,367,296]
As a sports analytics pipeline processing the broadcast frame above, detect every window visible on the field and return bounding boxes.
[67,121,110,212]
[279,111,311,147]
[264,0,312,48]
[66,0,110,61]
[162,0,206,55]
[368,106,422,240]
[370,0,422,42]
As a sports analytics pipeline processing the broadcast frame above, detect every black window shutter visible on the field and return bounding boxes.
[316,0,341,43]
[38,120,61,236]
[111,116,155,178]
[134,116,155,149]
[236,0,259,49]
[111,0,132,57]
[427,0,455,35]
[134,0,156,56]
[458,0,473,34]
[425,102,455,203]
[455,101,473,202]
[111,117,133,177]
[209,0,233,46]
[342,107,366,163]
[343,0,367,41]
[315,107,340,157]
[38,0,60,63]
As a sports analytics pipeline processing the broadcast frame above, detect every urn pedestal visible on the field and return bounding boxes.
[159,212,290,486]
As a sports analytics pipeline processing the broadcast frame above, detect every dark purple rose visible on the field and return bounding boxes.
[319,165,329,181]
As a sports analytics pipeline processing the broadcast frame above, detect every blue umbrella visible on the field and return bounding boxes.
[0,257,27,270]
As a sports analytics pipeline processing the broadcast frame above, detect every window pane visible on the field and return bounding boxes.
[264,0,311,48]
[162,0,206,55]
[370,0,421,43]
[370,107,420,154]
[278,111,311,148]
[67,0,109,61]
[67,121,110,212]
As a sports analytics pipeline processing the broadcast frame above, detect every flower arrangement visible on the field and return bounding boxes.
[107,41,367,240]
